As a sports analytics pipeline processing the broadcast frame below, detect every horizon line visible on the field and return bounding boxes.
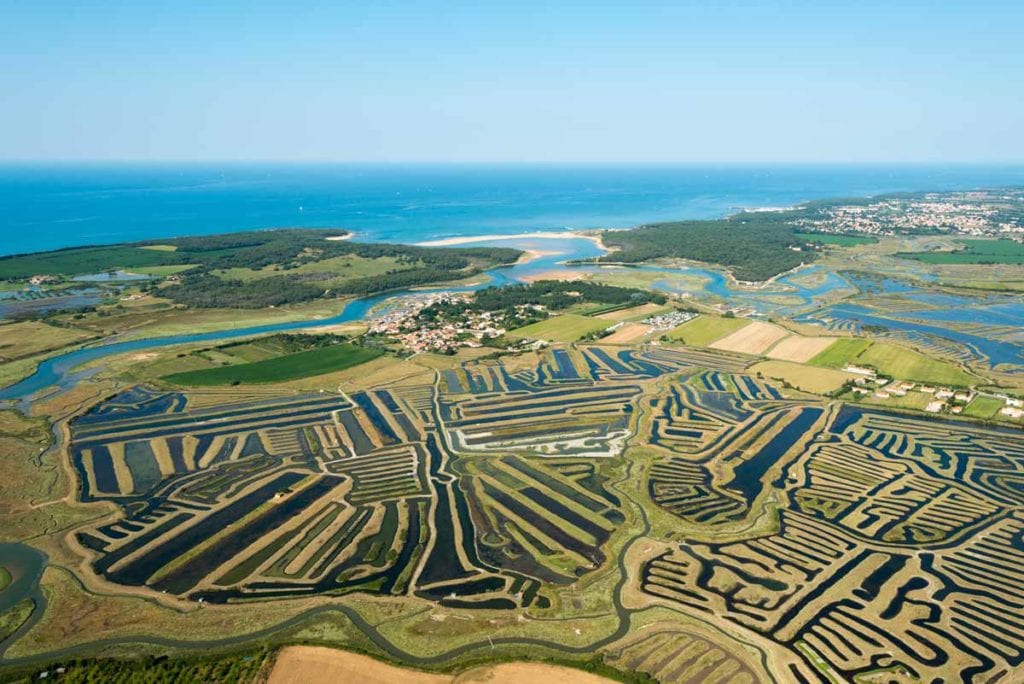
[3,158,1024,167]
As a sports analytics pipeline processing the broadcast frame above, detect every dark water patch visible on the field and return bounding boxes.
[352,392,399,445]
[441,597,517,610]
[520,487,607,542]
[0,543,46,614]
[209,436,237,466]
[727,408,822,503]
[336,410,375,455]
[110,472,304,587]
[505,457,607,513]
[155,475,341,594]
[216,526,303,587]
[94,512,193,576]
[482,483,601,566]
[418,575,505,600]
[87,445,119,495]
[166,436,187,471]
[123,441,162,494]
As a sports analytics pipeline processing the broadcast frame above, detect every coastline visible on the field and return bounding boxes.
[416,231,608,251]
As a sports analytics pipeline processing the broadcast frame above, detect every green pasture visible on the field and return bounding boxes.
[163,343,383,385]
[857,342,975,386]
[667,314,748,346]
[508,314,608,342]
[809,337,873,368]
[963,395,1005,419]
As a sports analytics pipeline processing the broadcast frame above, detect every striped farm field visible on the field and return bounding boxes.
[162,343,383,386]
[766,335,837,363]
[667,314,749,346]
[508,314,608,342]
[710,321,789,355]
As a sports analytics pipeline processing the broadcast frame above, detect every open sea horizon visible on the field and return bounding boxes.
[2,162,1024,257]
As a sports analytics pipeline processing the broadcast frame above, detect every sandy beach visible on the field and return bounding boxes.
[417,231,607,250]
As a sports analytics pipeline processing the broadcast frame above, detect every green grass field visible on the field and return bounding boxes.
[667,314,749,346]
[809,337,873,368]
[796,232,876,247]
[963,395,1005,419]
[129,264,198,276]
[0,565,11,591]
[162,343,383,385]
[508,314,609,342]
[857,342,976,386]
[898,238,1024,265]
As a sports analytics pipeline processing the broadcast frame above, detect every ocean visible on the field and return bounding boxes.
[2,163,1024,257]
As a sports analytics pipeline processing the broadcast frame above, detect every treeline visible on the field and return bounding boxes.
[156,229,519,273]
[160,274,325,309]
[471,280,666,311]
[599,214,810,282]
[0,229,522,309]
[155,232,519,307]
[332,266,482,295]
[6,650,267,684]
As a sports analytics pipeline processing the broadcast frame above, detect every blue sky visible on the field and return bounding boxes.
[1,1,1021,162]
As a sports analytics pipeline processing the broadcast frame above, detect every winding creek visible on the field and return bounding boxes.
[2,232,1017,673]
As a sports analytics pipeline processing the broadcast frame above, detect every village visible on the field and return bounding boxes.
[843,363,1024,419]
[799,190,1024,238]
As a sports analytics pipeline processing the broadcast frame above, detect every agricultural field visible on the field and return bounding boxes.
[857,341,977,386]
[162,342,383,386]
[666,314,748,346]
[764,333,835,362]
[709,321,789,355]
[507,313,609,342]
[808,336,872,368]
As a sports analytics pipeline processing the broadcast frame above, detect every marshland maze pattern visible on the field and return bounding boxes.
[66,346,1024,682]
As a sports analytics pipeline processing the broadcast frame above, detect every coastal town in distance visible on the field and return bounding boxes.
[1,185,1023,683]
[3,0,1024,681]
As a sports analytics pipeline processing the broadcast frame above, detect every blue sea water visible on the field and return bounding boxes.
[2,163,1024,256]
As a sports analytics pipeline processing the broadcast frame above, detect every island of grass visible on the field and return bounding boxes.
[163,339,382,386]
[0,565,11,592]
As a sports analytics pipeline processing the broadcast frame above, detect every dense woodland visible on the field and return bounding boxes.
[598,213,812,281]
[0,229,521,309]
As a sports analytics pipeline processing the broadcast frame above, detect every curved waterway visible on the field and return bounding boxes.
[0,237,593,404]
[0,234,861,404]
